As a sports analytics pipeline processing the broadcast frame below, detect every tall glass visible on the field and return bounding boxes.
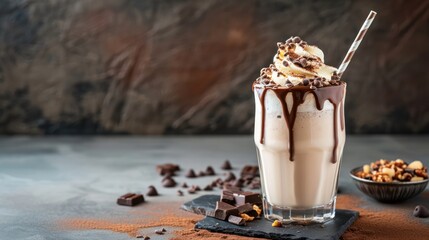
[253,84,346,223]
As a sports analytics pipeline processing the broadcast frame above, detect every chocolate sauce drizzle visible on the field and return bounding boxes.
[254,84,346,164]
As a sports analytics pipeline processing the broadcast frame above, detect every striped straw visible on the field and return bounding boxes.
[337,10,377,78]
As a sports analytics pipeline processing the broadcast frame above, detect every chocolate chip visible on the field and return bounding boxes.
[233,178,245,188]
[177,190,184,196]
[117,193,144,206]
[241,165,259,178]
[191,185,201,191]
[205,166,216,176]
[185,169,197,178]
[198,171,206,177]
[302,79,310,86]
[162,177,176,188]
[203,185,213,191]
[188,188,196,194]
[156,163,180,176]
[224,172,236,182]
[282,61,288,67]
[293,36,301,43]
[146,185,159,196]
[154,229,164,235]
[221,160,232,170]
[413,205,429,218]
[181,182,188,188]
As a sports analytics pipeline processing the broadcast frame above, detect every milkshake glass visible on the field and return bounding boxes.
[253,37,346,223]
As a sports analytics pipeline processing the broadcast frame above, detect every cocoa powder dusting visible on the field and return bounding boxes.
[58,196,429,240]
[337,195,429,240]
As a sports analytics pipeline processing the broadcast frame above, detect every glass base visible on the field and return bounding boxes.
[263,196,336,224]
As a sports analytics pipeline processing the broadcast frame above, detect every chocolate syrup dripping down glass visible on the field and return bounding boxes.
[254,83,346,164]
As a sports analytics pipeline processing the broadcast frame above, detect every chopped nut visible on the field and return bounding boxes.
[272,220,282,227]
[411,176,424,182]
[363,164,370,174]
[408,161,423,170]
[253,205,262,216]
[240,213,255,221]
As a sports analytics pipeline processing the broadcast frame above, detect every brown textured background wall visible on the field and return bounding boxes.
[0,0,428,135]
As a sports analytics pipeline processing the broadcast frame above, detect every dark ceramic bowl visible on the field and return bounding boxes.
[350,166,429,203]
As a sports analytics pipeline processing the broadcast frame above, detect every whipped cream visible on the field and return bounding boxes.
[256,37,339,88]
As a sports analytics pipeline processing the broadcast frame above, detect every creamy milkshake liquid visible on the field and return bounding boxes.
[253,36,346,223]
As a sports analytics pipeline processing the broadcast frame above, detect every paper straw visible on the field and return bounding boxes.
[337,10,377,78]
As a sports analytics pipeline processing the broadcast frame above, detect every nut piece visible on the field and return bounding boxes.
[381,167,395,177]
[363,164,370,174]
[408,161,423,170]
[240,213,255,222]
[272,220,282,227]
[253,205,262,216]
[411,176,424,182]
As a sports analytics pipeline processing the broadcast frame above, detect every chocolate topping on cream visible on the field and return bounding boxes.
[253,36,346,164]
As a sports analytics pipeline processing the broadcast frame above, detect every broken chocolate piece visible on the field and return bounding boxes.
[185,169,197,178]
[233,192,262,206]
[221,160,232,170]
[224,172,236,182]
[117,193,144,206]
[228,215,246,226]
[206,166,216,176]
[162,177,177,188]
[146,185,159,196]
[156,163,180,176]
[214,201,239,221]
[221,190,236,205]
[413,205,429,218]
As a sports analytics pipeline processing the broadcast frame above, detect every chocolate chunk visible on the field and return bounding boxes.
[233,192,262,206]
[156,163,180,176]
[214,201,239,221]
[177,190,184,196]
[206,166,216,176]
[117,193,144,206]
[162,177,177,188]
[181,182,188,188]
[203,185,213,191]
[221,160,232,170]
[413,205,429,218]
[224,172,236,182]
[146,185,159,196]
[221,190,236,205]
[185,169,197,178]
[198,171,206,177]
[228,215,246,226]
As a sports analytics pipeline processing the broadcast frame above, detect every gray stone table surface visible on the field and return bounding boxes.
[0,135,428,240]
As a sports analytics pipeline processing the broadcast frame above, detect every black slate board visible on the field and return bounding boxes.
[182,195,359,240]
